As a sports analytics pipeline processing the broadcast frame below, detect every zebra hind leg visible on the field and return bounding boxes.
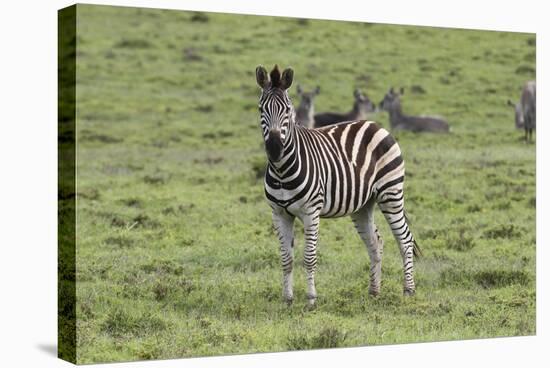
[272,210,295,305]
[351,199,384,297]
[377,189,418,296]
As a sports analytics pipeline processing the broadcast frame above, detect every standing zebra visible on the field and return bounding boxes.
[256,65,420,307]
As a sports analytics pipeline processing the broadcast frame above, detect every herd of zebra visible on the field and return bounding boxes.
[255,64,535,307]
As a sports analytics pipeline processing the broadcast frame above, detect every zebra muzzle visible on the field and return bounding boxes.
[265,130,284,162]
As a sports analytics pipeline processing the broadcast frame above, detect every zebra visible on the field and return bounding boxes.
[295,85,320,129]
[314,89,376,128]
[255,65,420,307]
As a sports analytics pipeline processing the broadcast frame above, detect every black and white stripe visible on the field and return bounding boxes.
[256,65,420,306]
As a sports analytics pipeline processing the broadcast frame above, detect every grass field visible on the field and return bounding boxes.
[64,4,535,364]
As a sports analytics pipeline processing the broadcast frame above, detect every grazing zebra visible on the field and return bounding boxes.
[295,85,320,129]
[314,89,376,128]
[255,65,420,307]
[379,87,450,133]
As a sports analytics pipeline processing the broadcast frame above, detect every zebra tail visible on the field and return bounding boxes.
[412,238,422,259]
[404,209,422,258]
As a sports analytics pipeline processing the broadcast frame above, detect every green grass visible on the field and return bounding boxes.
[69,4,536,364]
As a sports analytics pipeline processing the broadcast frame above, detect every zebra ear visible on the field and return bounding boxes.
[281,68,294,90]
[314,86,320,95]
[256,65,270,89]
[389,87,395,94]
[354,89,361,98]
[296,84,303,95]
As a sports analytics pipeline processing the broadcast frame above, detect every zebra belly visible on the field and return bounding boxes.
[318,194,371,218]
[318,167,375,218]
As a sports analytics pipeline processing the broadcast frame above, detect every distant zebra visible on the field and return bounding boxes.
[255,65,420,307]
[295,85,320,129]
[314,89,376,128]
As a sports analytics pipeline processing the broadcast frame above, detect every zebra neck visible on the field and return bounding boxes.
[269,123,298,176]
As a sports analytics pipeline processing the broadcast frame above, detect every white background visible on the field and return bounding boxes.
[0,0,547,367]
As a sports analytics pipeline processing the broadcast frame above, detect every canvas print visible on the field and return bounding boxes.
[58,4,536,364]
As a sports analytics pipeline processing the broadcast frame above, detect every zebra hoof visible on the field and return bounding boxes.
[284,297,294,306]
[304,294,317,309]
[304,299,317,311]
[403,289,415,297]
[368,289,380,298]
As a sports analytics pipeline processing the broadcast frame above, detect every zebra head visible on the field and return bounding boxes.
[256,65,295,162]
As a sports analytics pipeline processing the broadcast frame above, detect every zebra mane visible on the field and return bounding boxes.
[268,64,293,90]
[270,65,282,88]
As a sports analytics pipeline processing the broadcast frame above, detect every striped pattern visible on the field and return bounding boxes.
[256,66,419,306]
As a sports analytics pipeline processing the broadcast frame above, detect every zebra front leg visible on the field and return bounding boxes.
[378,190,417,296]
[302,213,320,307]
[351,200,384,297]
[272,210,295,305]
